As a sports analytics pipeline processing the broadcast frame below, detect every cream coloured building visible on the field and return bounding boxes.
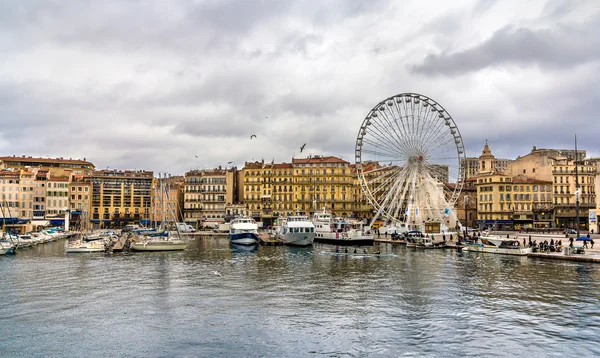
[183,168,236,228]
[552,158,596,230]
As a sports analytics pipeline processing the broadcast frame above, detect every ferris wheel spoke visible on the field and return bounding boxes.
[360,147,402,160]
[369,114,413,157]
[361,133,407,160]
[375,108,415,156]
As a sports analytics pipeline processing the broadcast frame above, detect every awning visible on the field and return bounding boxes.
[31,220,50,226]
[50,219,65,226]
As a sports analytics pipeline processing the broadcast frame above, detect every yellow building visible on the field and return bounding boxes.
[183,168,236,228]
[240,161,294,225]
[291,156,354,218]
[90,170,153,229]
[552,157,596,230]
[239,156,355,224]
[475,171,553,230]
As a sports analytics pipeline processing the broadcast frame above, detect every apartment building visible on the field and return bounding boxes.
[183,168,235,228]
[90,170,153,229]
[552,158,596,229]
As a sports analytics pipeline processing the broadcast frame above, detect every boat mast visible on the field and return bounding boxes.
[575,135,580,239]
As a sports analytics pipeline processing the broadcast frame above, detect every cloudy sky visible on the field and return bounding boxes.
[1,0,599,175]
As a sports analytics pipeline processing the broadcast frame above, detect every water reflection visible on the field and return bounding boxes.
[0,237,599,357]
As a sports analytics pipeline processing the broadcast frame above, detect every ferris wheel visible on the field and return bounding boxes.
[355,93,466,228]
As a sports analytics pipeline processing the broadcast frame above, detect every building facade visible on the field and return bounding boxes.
[183,168,236,228]
[0,156,94,176]
[90,170,153,228]
[552,158,596,230]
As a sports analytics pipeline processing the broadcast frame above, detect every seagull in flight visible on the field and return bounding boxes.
[250,134,257,140]
[227,161,233,164]
[300,143,307,153]
[213,271,222,277]
[195,155,198,158]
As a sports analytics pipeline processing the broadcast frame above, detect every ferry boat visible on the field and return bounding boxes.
[312,209,373,246]
[229,216,259,245]
[462,236,532,256]
[275,215,315,246]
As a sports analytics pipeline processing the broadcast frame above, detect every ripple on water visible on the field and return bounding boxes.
[0,239,599,357]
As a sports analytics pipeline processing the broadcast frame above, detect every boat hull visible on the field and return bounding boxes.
[283,233,314,246]
[314,236,374,246]
[1,247,14,255]
[229,232,259,245]
[462,245,531,256]
[65,247,106,253]
[130,241,188,251]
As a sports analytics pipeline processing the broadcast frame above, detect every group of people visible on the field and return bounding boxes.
[528,238,563,253]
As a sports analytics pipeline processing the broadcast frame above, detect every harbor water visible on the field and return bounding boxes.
[1,237,599,357]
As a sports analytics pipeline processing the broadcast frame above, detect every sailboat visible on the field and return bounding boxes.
[66,207,107,253]
[1,196,17,254]
[130,174,188,252]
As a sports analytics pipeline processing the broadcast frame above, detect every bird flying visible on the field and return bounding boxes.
[195,155,198,158]
[300,143,307,152]
[250,134,257,139]
[228,161,233,164]
[213,271,222,277]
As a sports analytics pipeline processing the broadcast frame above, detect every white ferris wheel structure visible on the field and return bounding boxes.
[355,93,466,230]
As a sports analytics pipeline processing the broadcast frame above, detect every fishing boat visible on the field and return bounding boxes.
[275,215,315,246]
[312,209,373,246]
[462,236,532,256]
[319,250,396,258]
[229,216,259,245]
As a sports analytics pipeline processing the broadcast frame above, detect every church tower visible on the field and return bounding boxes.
[479,141,495,175]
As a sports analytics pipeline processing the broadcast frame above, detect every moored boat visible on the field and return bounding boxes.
[229,216,259,245]
[65,235,107,253]
[462,236,532,256]
[312,209,373,246]
[275,215,315,246]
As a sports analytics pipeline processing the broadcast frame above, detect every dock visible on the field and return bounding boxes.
[527,251,600,263]
[258,232,283,246]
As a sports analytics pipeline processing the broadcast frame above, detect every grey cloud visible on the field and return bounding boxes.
[410,14,600,76]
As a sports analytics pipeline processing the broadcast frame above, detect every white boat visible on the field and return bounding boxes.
[1,239,15,255]
[275,215,315,246]
[406,235,434,248]
[130,234,188,251]
[312,209,373,246]
[462,236,532,256]
[229,216,259,245]
[65,235,107,253]
[130,176,188,252]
